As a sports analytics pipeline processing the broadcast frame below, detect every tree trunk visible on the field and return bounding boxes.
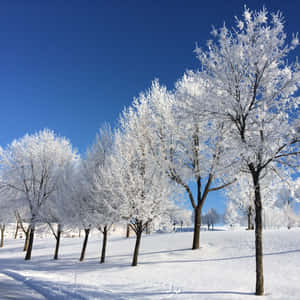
[79,228,90,261]
[0,225,5,248]
[126,224,130,238]
[54,224,62,260]
[248,206,254,230]
[146,222,150,234]
[23,229,30,252]
[132,222,143,266]
[100,226,108,264]
[25,225,35,260]
[192,207,201,249]
[252,171,264,296]
[14,221,19,239]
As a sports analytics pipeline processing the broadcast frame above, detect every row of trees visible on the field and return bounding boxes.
[0,128,192,265]
[1,7,300,296]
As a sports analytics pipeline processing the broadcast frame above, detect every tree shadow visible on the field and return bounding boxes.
[138,248,300,266]
[2,270,254,300]
[103,284,254,298]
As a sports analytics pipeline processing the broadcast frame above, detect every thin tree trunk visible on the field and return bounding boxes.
[54,224,62,260]
[0,225,5,248]
[25,225,35,260]
[192,175,204,250]
[192,207,201,249]
[132,222,143,266]
[79,228,90,262]
[252,171,264,296]
[146,222,150,234]
[126,224,130,238]
[100,226,108,264]
[14,221,19,239]
[247,206,254,230]
[23,229,30,252]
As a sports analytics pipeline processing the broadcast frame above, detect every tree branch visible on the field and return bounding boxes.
[208,178,236,192]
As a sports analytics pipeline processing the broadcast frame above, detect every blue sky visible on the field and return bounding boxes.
[0,0,299,213]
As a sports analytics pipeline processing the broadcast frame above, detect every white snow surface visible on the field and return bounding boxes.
[0,228,300,299]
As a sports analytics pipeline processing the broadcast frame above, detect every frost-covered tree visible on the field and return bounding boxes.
[225,175,255,230]
[274,180,298,229]
[143,79,235,250]
[195,7,300,294]
[40,159,78,260]
[65,161,96,262]
[14,209,31,251]
[112,95,173,266]
[167,204,193,232]
[224,200,240,226]
[85,124,121,263]
[0,187,16,247]
[0,129,78,260]
[203,208,220,230]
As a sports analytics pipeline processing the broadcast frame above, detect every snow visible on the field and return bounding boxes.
[0,228,300,299]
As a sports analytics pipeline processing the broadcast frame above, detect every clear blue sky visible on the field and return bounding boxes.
[0,0,299,213]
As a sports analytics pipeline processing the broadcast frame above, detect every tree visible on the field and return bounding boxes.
[195,7,300,295]
[224,200,240,227]
[14,210,31,251]
[225,175,255,230]
[85,124,120,263]
[167,204,192,232]
[0,188,15,248]
[112,94,174,266]
[203,208,220,230]
[143,79,236,250]
[66,161,95,262]
[0,129,78,260]
[275,181,297,229]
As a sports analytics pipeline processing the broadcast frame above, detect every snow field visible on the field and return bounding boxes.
[0,228,299,299]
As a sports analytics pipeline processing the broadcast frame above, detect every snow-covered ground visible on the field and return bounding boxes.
[0,228,300,299]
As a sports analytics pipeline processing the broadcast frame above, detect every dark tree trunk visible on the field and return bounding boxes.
[79,228,90,262]
[132,222,143,266]
[100,226,108,264]
[14,221,19,239]
[54,224,62,260]
[25,225,35,260]
[126,224,130,238]
[146,222,150,234]
[23,229,30,252]
[252,171,264,296]
[248,207,254,230]
[192,207,201,249]
[79,229,81,237]
[0,225,5,248]
[192,175,205,250]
